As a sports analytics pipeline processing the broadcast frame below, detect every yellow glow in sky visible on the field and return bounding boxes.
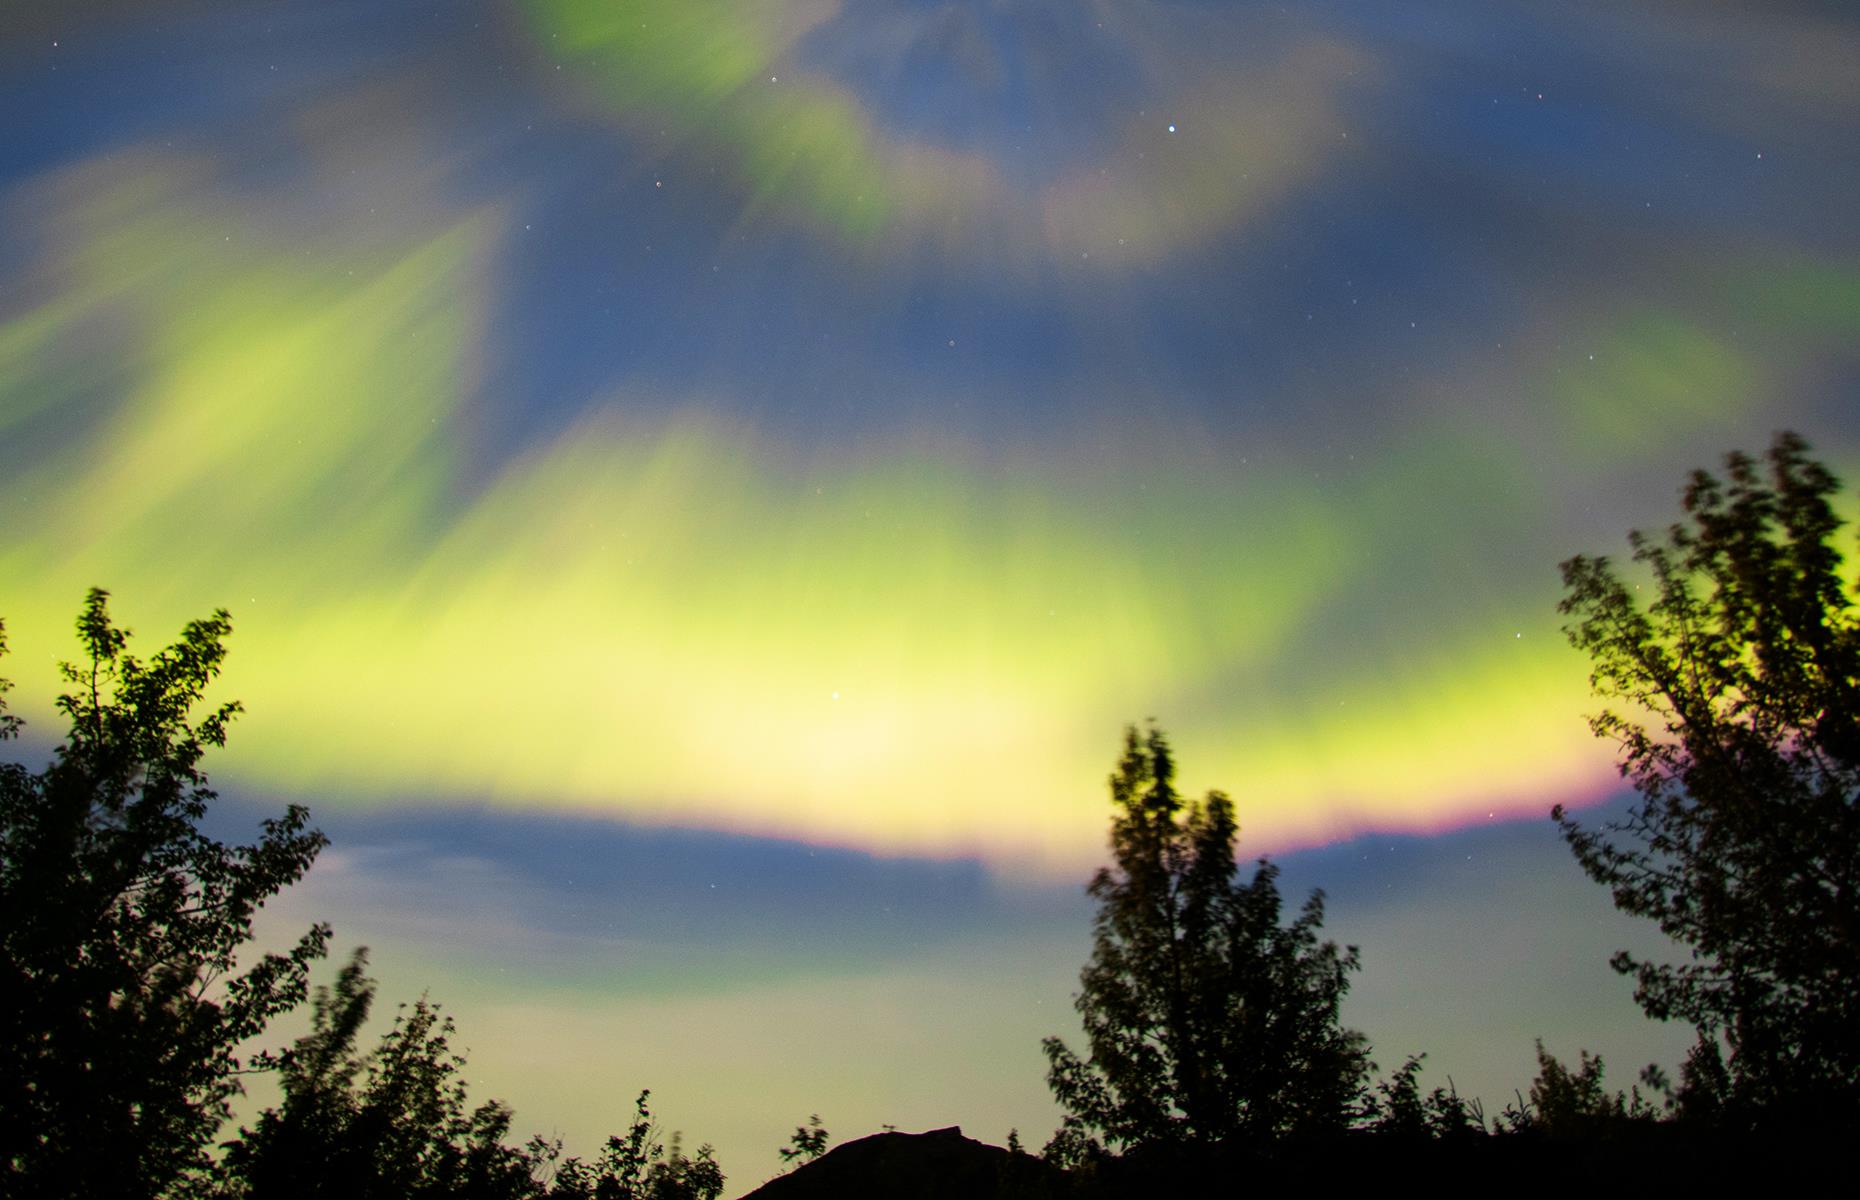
[3,148,1852,877]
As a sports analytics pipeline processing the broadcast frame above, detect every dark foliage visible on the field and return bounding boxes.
[221,948,540,1199]
[1360,1054,1484,1139]
[1042,725,1370,1160]
[223,948,723,1200]
[1061,1120,1842,1195]
[1494,1041,1657,1138]
[1,592,723,1199]
[0,590,329,1198]
[544,1090,724,1200]
[1555,432,1860,1119]
[778,1114,830,1165]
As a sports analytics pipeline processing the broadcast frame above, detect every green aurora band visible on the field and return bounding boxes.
[5,143,1856,874]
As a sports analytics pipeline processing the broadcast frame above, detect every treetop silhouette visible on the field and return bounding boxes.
[227,946,725,1200]
[1556,431,1860,1119]
[1043,725,1370,1160]
[0,589,329,1198]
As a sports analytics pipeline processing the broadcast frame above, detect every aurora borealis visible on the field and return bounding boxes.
[2,0,1858,1186]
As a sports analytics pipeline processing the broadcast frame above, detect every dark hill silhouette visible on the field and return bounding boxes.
[738,1121,1856,1198]
[739,1127,1062,1200]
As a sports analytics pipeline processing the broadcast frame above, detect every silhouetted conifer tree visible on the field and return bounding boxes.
[1042,726,1370,1161]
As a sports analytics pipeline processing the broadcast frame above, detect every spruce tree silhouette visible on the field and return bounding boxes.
[1557,432,1860,1120]
[1042,725,1370,1161]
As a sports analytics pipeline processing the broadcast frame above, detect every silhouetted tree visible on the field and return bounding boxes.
[222,949,545,1199]
[1042,725,1370,1161]
[779,1114,830,1165]
[1497,1041,1657,1138]
[1362,1054,1484,1139]
[1556,432,1860,1119]
[225,949,723,1200]
[547,1091,724,1200]
[0,590,329,1198]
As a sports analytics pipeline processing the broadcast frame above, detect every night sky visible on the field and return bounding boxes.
[2,0,1857,1188]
